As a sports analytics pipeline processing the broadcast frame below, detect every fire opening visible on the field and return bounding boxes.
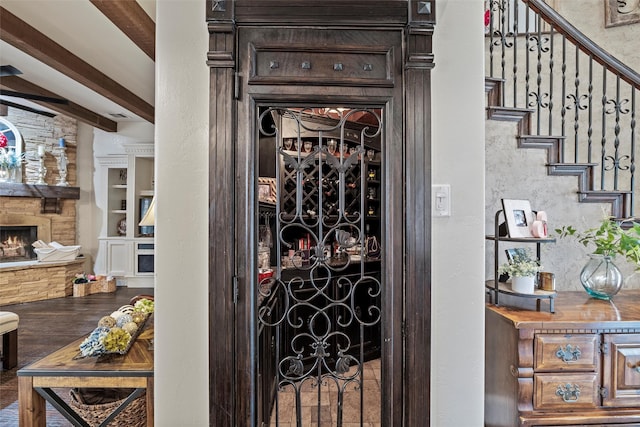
[0,226,37,262]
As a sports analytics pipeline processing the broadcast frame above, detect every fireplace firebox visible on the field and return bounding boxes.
[0,226,37,262]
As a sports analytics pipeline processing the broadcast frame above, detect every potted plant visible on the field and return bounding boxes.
[556,217,640,299]
[498,249,542,294]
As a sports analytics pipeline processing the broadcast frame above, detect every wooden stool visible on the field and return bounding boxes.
[0,311,19,370]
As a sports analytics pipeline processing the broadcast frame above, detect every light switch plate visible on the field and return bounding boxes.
[432,184,451,217]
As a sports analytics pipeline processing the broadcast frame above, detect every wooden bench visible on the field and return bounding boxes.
[0,311,19,370]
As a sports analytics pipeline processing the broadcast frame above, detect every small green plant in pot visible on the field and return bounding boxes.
[556,217,640,300]
[498,249,542,294]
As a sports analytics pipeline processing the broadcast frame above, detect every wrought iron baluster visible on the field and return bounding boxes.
[613,75,622,190]
[489,1,496,77]
[501,0,508,106]
[631,89,636,217]
[513,0,519,108]
[548,26,554,135]
[601,67,608,190]
[573,45,580,162]
[525,3,530,112]
[561,34,567,153]
[536,13,543,134]
[587,55,593,164]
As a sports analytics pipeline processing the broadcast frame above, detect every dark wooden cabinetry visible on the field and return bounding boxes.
[486,291,640,426]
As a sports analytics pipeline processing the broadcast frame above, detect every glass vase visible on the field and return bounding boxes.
[0,165,8,183]
[579,254,623,300]
[7,167,17,183]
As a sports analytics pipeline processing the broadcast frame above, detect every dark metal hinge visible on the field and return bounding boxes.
[233,276,238,305]
[600,386,609,398]
[401,320,407,339]
[600,342,609,355]
[234,72,240,100]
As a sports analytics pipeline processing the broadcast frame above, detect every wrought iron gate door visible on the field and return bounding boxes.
[257,107,383,426]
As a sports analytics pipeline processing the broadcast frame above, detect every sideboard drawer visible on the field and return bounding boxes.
[534,373,599,410]
[535,334,599,372]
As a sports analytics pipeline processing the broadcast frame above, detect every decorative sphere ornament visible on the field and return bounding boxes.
[98,316,116,328]
[116,314,133,328]
[122,321,138,335]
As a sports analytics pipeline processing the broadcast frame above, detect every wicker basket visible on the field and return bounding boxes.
[69,388,146,427]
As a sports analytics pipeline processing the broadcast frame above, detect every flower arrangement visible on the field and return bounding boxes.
[555,216,640,268]
[498,248,542,278]
[0,133,24,170]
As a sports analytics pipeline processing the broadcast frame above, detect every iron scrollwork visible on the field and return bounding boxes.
[257,107,383,425]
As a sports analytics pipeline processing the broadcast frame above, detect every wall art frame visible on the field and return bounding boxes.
[605,0,640,28]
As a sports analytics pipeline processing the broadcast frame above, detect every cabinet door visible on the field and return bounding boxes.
[106,240,131,277]
[602,333,640,407]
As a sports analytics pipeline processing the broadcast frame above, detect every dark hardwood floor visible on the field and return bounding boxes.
[0,287,153,426]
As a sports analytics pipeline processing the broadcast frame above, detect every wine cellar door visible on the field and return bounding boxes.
[256,107,385,426]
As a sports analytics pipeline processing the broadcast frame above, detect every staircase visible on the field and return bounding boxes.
[485,0,640,219]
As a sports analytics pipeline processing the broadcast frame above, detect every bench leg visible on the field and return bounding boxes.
[2,329,17,370]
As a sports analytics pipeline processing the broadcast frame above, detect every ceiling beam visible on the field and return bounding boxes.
[0,76,118,132]
[0,6,154,124]
[90,0,155,61]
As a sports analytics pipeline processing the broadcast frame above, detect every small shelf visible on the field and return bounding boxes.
[486,235,555,244]
[112,184,127,189]
[487,209,556,313]
[139,190,154,197]
[111,209,127,214]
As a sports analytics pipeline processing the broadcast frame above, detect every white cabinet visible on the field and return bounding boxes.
[95,144,154,288]
[99,238,132,277]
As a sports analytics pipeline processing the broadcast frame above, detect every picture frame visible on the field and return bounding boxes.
[258,177,277,204]
[605,0,640,28]
[505,248,529,262]
[501,199,534,238]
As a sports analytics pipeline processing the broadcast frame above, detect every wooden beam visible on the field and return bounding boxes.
[0,6,154,123]
[90,0,155,61]
[0,76,118,132]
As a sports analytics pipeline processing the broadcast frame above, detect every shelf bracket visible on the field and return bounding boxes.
[40,197,62,214]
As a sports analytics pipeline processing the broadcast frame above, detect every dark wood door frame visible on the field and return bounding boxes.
[207,2,435,426]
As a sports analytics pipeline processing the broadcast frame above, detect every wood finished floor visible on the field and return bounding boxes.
[0,287,153,426]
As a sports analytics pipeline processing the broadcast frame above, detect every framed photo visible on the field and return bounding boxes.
[501,199,534,238]
[505,248,529,262]
[258,177,277,204]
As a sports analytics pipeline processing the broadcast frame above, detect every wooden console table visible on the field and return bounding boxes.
[17,324,153,426]
[486,290,640,426]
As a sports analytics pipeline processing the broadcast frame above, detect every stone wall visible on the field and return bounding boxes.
[4,108,77,186]
[0,260,84,305]
[0,197,77,245]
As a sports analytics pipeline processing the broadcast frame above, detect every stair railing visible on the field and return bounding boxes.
[486,0,640,217]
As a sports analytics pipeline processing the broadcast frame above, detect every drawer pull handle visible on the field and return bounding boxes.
[556,383,581,402]
[556,344,581,362]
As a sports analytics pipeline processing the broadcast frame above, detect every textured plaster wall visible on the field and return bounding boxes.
[485,1,640,291]
[484,119,640,291]
[556,0,640,73]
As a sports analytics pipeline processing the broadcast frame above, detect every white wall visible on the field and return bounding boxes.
[154,1,209,425]
[432,0,486,425]
[153,0,486,425]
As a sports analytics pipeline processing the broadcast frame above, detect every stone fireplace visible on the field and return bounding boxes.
[0,196,83,305]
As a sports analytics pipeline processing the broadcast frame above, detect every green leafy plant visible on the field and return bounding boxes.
[498,249,542,278]
[555,217,640,268]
